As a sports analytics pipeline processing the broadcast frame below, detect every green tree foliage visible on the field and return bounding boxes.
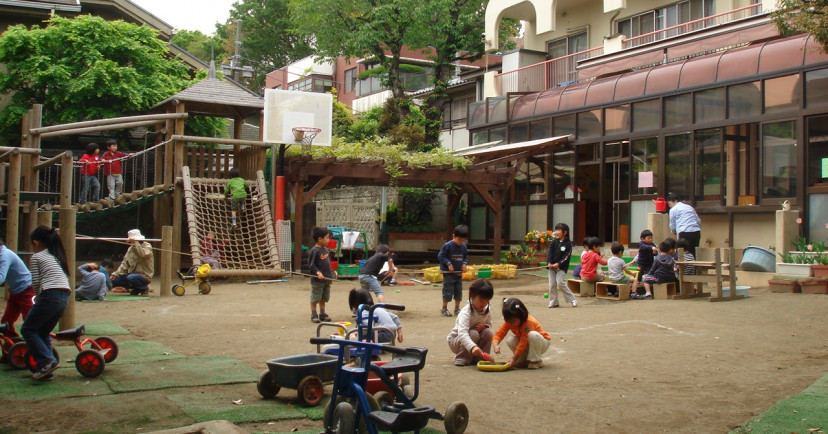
[220,0,314,92]
[171,29,227,63]
[771,0,828,52]
[0,16,191,144]
[291,0,417,118]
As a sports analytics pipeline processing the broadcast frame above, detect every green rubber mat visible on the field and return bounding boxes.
[78,294,151,302]
[732,373,828,433]
[167,389,309,424]
[103,355,258,393]
[53,340,185,366]
[11,320,130,336]
[0,366,113,400]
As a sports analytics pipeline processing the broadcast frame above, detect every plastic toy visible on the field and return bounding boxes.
[172,263,212,296]
[312,303,469,434]
[6,324,118,378]
[0,322,24,364]
[476,361,511,372]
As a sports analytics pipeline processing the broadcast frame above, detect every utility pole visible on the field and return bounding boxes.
[221,19,254,80]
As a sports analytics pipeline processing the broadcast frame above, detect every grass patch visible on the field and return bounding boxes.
[0,366,113,400]
[167,390,307,424]
[103,355,257,393]
[732,373,828,433]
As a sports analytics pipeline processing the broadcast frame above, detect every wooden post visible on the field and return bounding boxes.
[22,105,42,253]
[36,210,52,227]
[60,153,72,210]
[58,206,76,331]
[493,190,503,265]
[161,225,172,297]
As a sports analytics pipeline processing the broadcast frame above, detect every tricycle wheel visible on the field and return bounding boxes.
[257,370,280,398]
[8,342,28,369]
[76,349,106,378]
[373,391,394,409]
[94,336,119,363]
[297,376,324,406]
[171,284,185,296]
[198,282,211,295]
[332,402,355,434]
[444,401,469,434]
[25,345,59,372]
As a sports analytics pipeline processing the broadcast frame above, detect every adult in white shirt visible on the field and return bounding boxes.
[666,193,701,257]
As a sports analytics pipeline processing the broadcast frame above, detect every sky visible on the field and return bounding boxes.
[130,0,238,34]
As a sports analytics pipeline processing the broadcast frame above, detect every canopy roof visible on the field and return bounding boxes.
[152,78,263,119]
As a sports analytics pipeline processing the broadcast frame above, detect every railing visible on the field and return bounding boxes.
[495,47,604,95]
[623,3,763,49]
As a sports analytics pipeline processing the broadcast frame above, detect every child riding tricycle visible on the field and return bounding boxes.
[311,303,469,434]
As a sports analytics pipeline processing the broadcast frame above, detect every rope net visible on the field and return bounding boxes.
[182,167,284,278]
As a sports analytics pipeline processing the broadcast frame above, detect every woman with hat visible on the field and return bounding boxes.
[110,229,154,296]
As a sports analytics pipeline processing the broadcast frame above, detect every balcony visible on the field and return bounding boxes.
[494,3,765,96]
[623,3,763,49]
[495,47,604,95]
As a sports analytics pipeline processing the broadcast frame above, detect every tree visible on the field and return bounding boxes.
[771,0,828,52]
[291,0,418,116]
[219,0,314,92]
[0,16,192,144]
[171,29,227,63]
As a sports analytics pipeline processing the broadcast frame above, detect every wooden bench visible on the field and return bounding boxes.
[652,282,677,300]
[567,279,595,297]
[596,282,631,300]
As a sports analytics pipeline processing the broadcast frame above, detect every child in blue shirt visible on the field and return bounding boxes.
[0,239,33,338]
[438,225,469,317]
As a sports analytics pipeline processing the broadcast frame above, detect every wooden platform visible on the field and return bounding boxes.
[567,279,595,297]
[652,282,677,300]
[676,248,741,302]
[596,282,631,300]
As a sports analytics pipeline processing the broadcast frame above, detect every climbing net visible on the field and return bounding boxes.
[36,140,170,213]
[181,167,284,278]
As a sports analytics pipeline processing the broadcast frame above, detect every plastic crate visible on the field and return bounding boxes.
[338,264,359,278]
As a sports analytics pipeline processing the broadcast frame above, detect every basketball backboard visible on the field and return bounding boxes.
[263,89,333,146]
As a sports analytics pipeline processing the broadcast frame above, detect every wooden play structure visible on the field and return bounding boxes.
[676,247,742,302]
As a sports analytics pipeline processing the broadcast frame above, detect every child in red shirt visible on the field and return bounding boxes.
[78,142,101,203]
[101,139,128,199]
[579,236,607,283]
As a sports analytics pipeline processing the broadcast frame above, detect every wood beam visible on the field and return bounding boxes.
[469,183,497,212]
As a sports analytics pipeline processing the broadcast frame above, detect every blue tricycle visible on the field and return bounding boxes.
[310,303,469,434]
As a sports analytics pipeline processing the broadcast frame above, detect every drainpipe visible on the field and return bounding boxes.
[607,10,620,38]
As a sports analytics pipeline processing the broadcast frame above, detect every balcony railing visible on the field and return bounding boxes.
[495,46,604,95]
[623,3,763,49]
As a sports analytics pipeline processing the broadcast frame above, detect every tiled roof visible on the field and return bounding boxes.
[152,78,263,118]
[0,0,81,10]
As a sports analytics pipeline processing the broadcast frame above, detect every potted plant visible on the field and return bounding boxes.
[767,275,801,293]
[798,277,828,294]
[814,254,828,278]
[788,236,825,259]
[776,252,815,277]
[505,242,537,269]
[525,230,554,261]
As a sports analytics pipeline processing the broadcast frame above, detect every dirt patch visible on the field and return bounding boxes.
[2,272,828,433]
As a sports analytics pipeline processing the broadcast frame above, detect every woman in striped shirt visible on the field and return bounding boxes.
[21,226,71,381]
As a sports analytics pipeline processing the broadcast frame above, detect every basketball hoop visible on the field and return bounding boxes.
[292,127,321,145]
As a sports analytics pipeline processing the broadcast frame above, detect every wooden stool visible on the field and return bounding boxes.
[596,282,631,300]
[567,279,595,297]
[652,282,677,300]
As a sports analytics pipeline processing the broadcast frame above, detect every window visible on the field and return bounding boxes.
[552,150,575,199]
[695,88,725,124]
[764,74,801,114]
[578,110,602,138]
[288,78,312,92]
[605,104,631,135]
[530,120,551,140]
[665,93,692,127]
[313,78,333,93]
[666,133,692,197]
[509,124,529,144]
[762,121,797,199]
[632,137,658,194]
[728,81,761,119]
[808,115,828,186]
[633,99,660,131]
[806,68,828,108]
[344,68,356,93]
[618,0,715,46]
[695,128,723,202]
[357,64,383,96]
[554,115,576,137]
[547,31,588,83]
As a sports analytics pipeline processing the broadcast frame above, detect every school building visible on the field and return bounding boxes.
[466,0,827,251]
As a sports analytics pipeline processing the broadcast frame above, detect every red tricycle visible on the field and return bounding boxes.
[4,323,118,378]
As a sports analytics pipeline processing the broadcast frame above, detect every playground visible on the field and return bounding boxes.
[1,272,827,433]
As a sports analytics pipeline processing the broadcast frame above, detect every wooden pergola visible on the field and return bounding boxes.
[283,135,570,269]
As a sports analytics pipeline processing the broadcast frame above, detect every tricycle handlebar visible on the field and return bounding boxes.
[309,337,409,356]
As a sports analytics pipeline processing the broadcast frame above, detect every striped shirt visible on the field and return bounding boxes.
[30,250,70,295]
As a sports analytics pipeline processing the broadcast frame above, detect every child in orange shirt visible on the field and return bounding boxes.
[492,297,551,369]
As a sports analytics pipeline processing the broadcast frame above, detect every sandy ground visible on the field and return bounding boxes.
[2,271,828,433]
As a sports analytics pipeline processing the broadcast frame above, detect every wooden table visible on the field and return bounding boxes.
[676,248,743,302]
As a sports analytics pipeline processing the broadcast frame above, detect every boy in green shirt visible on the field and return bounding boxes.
[224,168,249,230]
